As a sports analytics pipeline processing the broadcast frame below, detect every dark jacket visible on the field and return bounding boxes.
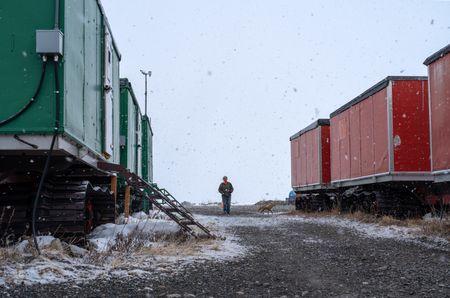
[218,182,234,197]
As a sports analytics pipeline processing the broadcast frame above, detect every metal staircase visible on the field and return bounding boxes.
[98,162,215,239]
[149,185,214,238]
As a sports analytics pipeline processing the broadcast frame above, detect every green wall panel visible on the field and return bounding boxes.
[0,0,62,134]
[112,48,121,164]
[119,86,129,168]
[65,0,103,152]
[64,0,85,138]
[82,0,102,152]
[142,116,153,182]
[127,93,136,173]
[120,79,141,174]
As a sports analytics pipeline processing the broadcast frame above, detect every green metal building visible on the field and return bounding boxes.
[0,0,121,164]
[0,0,154,236]
[119,78,154,181]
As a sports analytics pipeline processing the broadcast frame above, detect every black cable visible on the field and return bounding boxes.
[31,133,57,255]
[13,134,39,149]
[0,60,48,126]
[32,59,61,254]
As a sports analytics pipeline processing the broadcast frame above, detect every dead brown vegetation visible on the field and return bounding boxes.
[289,209,450,240]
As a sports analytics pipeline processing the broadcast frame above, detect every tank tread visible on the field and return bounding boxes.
[0,179,115,243]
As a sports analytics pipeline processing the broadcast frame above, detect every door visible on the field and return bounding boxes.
[103,26,114,159]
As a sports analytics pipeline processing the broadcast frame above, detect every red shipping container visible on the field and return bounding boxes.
[424,44,450,179]
[290,119,331,190]
[330,76,431,186]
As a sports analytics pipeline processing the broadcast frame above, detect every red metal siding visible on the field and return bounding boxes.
[372,89,389,174]
[300,135,307,186]
[321,126,331,183]
[310,129,320,184]
[290,139,299,187]
[304,129,320,185]
[291,124,329,187]
[330,117,340,182]
[331,87,388,182]
[305,130,313,184]
[428,54,450,171]
[339,110,351,180]
[349,105,361,177]
[360,97,375,176]
[392,80,430,172]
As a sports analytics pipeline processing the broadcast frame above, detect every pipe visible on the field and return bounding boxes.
[54,0,60,30]
[144,73,148,116]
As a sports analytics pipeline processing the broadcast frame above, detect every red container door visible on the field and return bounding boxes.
[429,55,450,171]
[392,80,430,172]
[360,97,375,176]
[372,89,389,174]
[321,126,331,183]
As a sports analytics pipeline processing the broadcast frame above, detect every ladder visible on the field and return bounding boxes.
[98,162,215,238]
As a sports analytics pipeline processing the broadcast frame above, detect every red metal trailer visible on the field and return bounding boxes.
[424,44,450,181]
[290,119,332,210]
[330,76,431,187]
[423,44,450,206]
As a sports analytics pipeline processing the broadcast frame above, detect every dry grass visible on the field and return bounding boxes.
[139,237,215,257]
[289,209,450,240]
[0,247,22,263]
[420,220,450,238]
[83,228,206,266]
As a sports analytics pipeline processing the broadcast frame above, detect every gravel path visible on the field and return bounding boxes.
[2,206,449,297]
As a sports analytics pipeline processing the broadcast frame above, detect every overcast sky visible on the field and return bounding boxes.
[102,0,450,204]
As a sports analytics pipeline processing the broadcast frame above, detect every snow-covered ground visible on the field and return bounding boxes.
[0,210,448,286]
[0,211,249,286]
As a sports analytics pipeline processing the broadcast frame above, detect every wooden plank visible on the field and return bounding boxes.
[124,185,130,219]
[111,175,118,219]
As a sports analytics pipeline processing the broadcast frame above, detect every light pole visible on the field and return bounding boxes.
[140,70,152,116]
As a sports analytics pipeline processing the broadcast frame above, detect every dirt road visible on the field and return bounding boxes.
[3,206,449,297]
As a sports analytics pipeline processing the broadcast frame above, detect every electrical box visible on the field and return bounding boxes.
[36,29,64,56]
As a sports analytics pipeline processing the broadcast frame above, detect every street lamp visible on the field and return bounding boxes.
[140,70,152,116]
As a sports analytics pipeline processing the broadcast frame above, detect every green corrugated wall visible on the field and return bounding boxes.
[0,0,62,134]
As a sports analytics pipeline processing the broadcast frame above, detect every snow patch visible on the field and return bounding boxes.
[302,237,324,244]
[284,215,449,250]
[0,212,249,286]
[194,214,284,228]
[88,214,180,252]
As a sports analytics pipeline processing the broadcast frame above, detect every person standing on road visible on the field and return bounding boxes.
[218,176,234,215]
